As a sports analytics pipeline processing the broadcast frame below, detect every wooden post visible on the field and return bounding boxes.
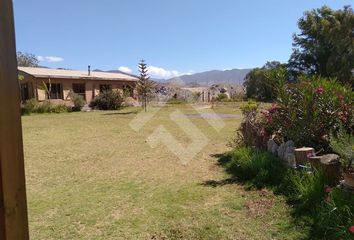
[294,147,315,166]
[0,0,30,239]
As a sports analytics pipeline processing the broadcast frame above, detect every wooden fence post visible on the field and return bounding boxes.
[0,0,30,239]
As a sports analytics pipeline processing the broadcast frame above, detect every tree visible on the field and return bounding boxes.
[137,60,156,112]
[243,61,286,101]
[289,5,354,86]
[17,51,39,67]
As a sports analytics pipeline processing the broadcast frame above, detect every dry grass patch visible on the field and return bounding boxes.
[23,105,305,239]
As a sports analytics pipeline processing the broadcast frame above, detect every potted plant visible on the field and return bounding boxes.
[330,127,354,188]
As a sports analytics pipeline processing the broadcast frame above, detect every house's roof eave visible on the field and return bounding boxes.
[18,67,139,82]
[31,75,137,82]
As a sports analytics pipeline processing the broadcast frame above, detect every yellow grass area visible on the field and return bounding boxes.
[22,104,305,239]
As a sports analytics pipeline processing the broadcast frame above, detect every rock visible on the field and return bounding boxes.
[284,146,295,158]
[285,153,296,168]
[271,144,278,155]
[276,140,295,160]
[267,139,295,167]
[277,143,286,160]
[267,139,278,153]
[267,140,272,151]
[285,140,295,148]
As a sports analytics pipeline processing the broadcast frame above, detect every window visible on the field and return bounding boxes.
[46,83,63,99]
[72,83,86,100]
[100,84,111,92]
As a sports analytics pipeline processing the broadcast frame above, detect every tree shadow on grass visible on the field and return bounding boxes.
[201,178,239,187]
[102,110,139,115]
[201,153,242,188]
[210,153,232,166]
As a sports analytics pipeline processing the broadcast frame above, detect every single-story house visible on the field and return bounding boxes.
[18,66,139,103]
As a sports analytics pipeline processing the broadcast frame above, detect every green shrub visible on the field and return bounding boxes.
[240,100,258,115]
[330,126,354,171]
[21,99,68,114]
[21,98,38,115]
[218,146,353,239]
[35,101,51,113]
[50,103,69,113]
[278,170,329,212]
[314,188,354,240]
[215,93,229,102]
[89,90,123,110]
[263,76,353,151]
[71,93,85,112]
[224,147,286,188]
[225,148,330,211]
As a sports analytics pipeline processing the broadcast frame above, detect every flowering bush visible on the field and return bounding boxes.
[262,76,353,151]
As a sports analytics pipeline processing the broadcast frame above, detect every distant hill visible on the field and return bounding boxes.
[167,68,251,86]
[94,68,252,86]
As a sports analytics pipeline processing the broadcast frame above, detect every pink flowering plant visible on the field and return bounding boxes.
[262,76,353,151]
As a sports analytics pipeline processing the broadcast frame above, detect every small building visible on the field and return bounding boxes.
[18,67,138,103]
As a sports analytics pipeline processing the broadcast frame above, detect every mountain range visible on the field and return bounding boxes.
[96,68,252,87]
[166,68,251,86]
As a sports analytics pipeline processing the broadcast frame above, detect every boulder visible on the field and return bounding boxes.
[277,143,286,160]
[271,144,278,155]
[277,141,295,161]
[285,140,295,148]
[267,139,279,155]
[267,139,276,152]
[285,153,296,168]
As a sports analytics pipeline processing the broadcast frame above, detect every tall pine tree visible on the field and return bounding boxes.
[137,60,155,112]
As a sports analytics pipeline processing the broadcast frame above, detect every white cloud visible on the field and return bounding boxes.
[37,56,45,61]
[147,66,179,79]
[183,71,194,75]
[146,66,194,79]
[37,55,64,63]
[118,66,132,74]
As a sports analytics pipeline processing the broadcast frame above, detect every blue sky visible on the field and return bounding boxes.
[14,0,351,78]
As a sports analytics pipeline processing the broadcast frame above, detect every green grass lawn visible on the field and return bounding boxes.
[22,104,306,239]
